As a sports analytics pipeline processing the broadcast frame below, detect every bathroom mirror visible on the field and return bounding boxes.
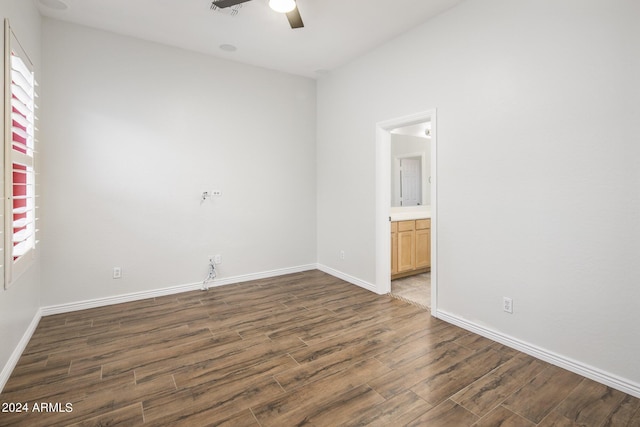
[390,122,431,207]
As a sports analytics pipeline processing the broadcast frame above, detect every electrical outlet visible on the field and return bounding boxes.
[503,297,513,314]
[214,254,222,264]
[113,267,122,279]
[339,250,345,260]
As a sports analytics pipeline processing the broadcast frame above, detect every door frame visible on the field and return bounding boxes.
[375,109,438,316]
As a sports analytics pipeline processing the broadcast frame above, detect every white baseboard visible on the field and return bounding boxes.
[207,264,317,288]
[13,266,639,403]
[2,264,317,392]
[0,308,42,393]
[316,264,380,294]
[435,309,640,400]
[41,264,317,316]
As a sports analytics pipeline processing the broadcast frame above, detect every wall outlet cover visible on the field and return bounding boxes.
[503,297,513,314]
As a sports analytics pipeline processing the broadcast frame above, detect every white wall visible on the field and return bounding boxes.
[39,19,317,306]
[0,0,42,388]
[317,0,640,391]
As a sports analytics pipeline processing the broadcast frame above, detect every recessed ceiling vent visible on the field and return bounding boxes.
[210,1,243,16]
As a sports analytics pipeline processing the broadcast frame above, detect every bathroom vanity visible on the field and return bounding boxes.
[390,207,431,279]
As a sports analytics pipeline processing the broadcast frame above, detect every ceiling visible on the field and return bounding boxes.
[391,122,432,139]
[35,0,465,78]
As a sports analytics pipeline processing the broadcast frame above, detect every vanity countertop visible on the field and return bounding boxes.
[390,206,431,221]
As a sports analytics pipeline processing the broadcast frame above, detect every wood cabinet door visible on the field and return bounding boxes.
[397,230,415,273]
[415,228,431,269]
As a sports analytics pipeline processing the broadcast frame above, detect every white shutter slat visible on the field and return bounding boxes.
[13,226,34,243]
[10,83,33,107]
[11,111,28,127]
[10,55,33,85]
[13,240,32,258]
[12,218,33,228]
[11,98,33,119]
[11,71,33,97]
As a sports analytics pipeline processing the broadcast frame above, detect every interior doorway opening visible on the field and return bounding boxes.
[395,156,423,207]
[375,110,437,315]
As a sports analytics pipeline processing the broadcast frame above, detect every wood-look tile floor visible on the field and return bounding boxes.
[1,270,639,426]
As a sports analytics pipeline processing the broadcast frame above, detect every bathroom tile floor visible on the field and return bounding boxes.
[391,272,431,309]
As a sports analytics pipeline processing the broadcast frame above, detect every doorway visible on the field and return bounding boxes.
[396,156,422,207]
[375,110,437,315]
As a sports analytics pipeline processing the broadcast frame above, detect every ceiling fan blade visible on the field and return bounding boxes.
[286,6,304,29]
[213,0,251,8]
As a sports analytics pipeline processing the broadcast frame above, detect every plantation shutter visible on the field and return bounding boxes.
[4,20,38,287]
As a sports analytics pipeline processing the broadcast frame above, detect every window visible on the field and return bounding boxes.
[4,19,38,288]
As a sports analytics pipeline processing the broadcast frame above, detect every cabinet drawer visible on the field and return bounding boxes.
[391,222,397,233]
[397,221,415,232]
[416,219,431,230]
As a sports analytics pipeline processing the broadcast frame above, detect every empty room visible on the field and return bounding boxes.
[1,0,639,425]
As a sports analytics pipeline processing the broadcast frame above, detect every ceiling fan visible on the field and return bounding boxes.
[212,0,304,29]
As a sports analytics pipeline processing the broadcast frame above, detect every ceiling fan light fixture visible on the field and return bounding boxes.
[269,0,296,14]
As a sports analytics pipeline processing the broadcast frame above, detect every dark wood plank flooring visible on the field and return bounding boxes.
[1,270,639,426]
